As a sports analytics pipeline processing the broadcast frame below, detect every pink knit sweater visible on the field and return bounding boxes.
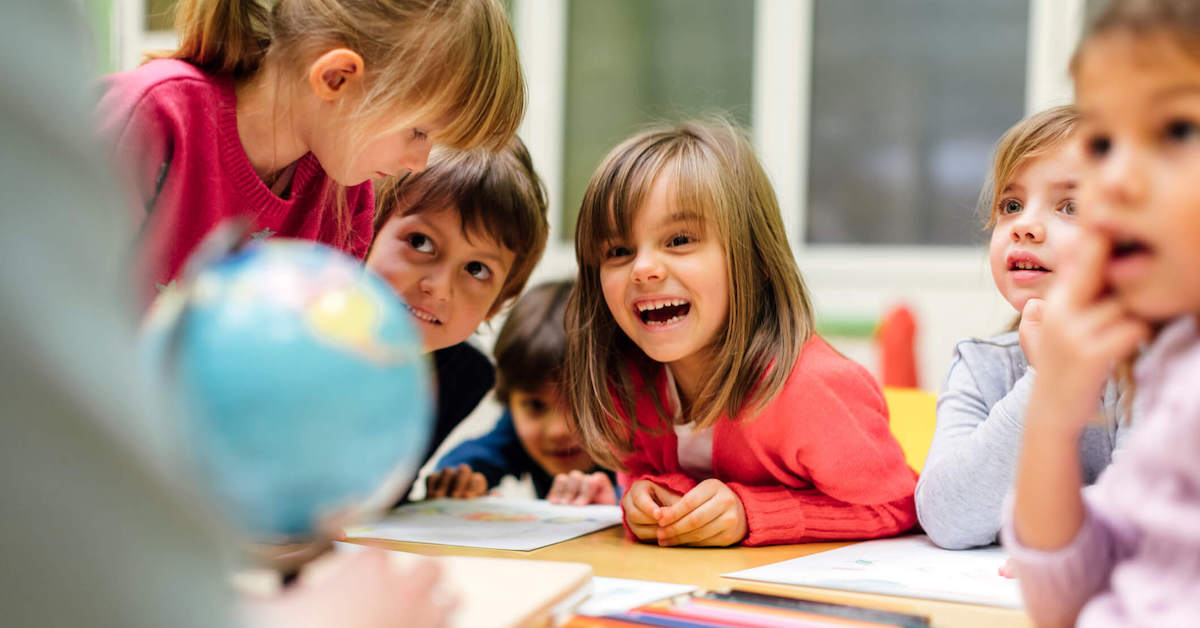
[616,336,919,546]
[96,59,374,304]
[1003,316,1200,627]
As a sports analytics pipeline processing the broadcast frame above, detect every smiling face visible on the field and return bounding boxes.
[988,141,1083,312]
[1073,32,1200,322]
[365,205,514,352]
[598,174,729,378]
[510,385,593,477]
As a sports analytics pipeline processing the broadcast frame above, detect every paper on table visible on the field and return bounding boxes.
[723,535,1023,609]
[345,496,623,551]
[573,577,698,616]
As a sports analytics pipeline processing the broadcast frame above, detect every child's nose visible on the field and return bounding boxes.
[1095,145,1148,213]
[418,266,452,300]
[397,142,433,174]
[1009,215,1046,243]
[631,250,665,284]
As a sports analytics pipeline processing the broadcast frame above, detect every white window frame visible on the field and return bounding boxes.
[514,0,1088,386]
[111,0,1090,387]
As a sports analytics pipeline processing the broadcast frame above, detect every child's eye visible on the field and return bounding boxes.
[521,399,548,415]
[412,128,429,141]
[407,233,435,253]
[465,261,492,280]
[605,245,632,259]
[1058,199,1077,216]
[667,234,695,247]
[1165,119,1198,143]
[1086,134,1112,159]
[999,199,1023,215]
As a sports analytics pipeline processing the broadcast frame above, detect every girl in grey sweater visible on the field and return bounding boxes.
[915,107,1131,549]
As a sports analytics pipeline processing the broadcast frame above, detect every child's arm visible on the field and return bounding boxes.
[428,412,528,498]
[720,356,919,546]
[1005,234,1147,626]
[915,340,1036,549]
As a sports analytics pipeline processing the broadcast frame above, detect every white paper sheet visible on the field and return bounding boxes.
[574,577,698,616]
[723,535,1023,609]
[345,497,623,551]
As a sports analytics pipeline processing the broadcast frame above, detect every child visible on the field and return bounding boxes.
[916,106,1132,550]
[421,280,615,503]
[96,0,525,305]
[564,119,918,547]
[1005,1,1200,625]
[424,280,617,503]
[366,136,550,495]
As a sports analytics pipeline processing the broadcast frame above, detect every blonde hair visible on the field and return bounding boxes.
[980,105,1081,229]
[369,136,549,315]
[149,0,526,245]
[565,118,815,469]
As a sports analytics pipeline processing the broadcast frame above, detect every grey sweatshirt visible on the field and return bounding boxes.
[915,332,1130,549]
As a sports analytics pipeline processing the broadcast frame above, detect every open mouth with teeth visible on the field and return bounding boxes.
[636,299,691,326]
[402,303,442,325]
[1010,261,1049,272]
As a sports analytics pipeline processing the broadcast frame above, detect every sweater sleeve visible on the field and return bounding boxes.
[95,75,173,222]
[731,350,918,546]
[726,484,917,546]
[434,412,532,489]
[916,347,1035,549]
[1001,492,1137,628]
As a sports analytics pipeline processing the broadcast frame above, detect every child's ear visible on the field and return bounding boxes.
[308,48,365,102]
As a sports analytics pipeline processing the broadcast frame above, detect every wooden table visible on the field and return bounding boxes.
[348,527,1032,628]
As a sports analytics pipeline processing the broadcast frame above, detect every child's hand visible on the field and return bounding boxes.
[1018,298,1045,369]
[547,470,618,506]
[424,464,487,499]
[247,549,456,628]
[998,557,1017,579]
[653,479,747,547]
[621,480,681,543]
[1032,232,1149,432]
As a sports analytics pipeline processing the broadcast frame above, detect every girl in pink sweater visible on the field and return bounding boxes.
[96,0,524,304]
[564,119,917,548]
[1006,1,1200,625]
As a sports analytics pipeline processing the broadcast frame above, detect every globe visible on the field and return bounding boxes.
[143,237,432,541]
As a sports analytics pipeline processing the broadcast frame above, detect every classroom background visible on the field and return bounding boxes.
[83,0,1109,488]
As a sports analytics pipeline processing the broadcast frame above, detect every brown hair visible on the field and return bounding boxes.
[149,0,526,246]
[369,136,549,315]
[493,280,573,404]
[565,118,815,469]
[1073,0,1200,74]
[980,105,1081,229]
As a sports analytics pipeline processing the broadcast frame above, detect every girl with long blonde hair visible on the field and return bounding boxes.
[97,0,524,304]
[565,119,918,547]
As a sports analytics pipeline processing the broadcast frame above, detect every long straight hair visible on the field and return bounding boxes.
[148,0,525,247]
[565,119,815,469]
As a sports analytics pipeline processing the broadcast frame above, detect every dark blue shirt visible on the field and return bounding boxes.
[436,410,616,499]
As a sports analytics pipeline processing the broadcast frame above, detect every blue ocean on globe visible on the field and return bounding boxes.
[143,238,432,540]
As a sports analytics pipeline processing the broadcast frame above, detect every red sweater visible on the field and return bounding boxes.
[96,60,375,304]
[616,336,918,546]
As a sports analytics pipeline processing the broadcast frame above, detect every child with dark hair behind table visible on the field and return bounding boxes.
[425,280,617,505]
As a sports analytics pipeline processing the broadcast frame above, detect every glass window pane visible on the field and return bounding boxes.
[146,0,178,32]
[562,0,755,239]
[806,0,1028,245]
